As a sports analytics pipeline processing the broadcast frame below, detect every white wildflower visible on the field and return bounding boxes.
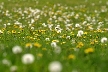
[42,23,47,27]
[53,46,61,54]
[77,30,84,37]
[2,59,11,66]
[0,30,3,34]
[10,65,17,72]
[22,54,35,64]
[48,61,62,72]
[66,36,71,39]
[51,42,57,48]
[12,46,22,54]
[101,37,107,43]
[45,38,50,41]
[75,23,81,28]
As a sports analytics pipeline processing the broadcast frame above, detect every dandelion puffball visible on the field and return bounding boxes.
[101,37,107,43]
[10,65,17,72]
[77,30,84,37]
[12,46,22,54]
[22,54,35,64]
[51,42,57,48]
[48,61,62,72]
[2,59,11,66]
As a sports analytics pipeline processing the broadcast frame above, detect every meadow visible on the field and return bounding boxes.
[0,0,108,72]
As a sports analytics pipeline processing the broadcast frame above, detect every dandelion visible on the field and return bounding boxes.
[75,23,81,28]
[66,36,71,39]
[84,48,94,54]
[10,65,17,72]
[0,30,3,34]
[84,32,88,35]
[12,30,16,34]
[61,41,66,44]
[77,30,84,37]
[37,53,43,57]
[25,43,32,48]
[52,40,59,43]
[12,45,22,54]
[22,54,35,64]
[45,38,50,41]
[2,59,11,66]
[51,42,57,48]
[55,26,62,33]
[48,61,62,72]
[101,37,107,43]
[90,41,95,45]
[56,29,62,33]
[37,53,43,59]
[76,42,84,48]
[42,48,47,51]
[68,54,75,60]
[33,42,41,48]
[53,46,61,54]
[42,23,47,27]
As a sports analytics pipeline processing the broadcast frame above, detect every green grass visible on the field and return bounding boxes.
[0,0,108,72]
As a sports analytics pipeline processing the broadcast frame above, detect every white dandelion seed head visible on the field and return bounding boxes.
[31,27,35,30]
[45,38,50,41]
[77,33,82,37]
[2,59,11,66]
[75,23,80,28]
[66,36,71,39]
[42,23,47,27]
[51,42,57,48]
[10,65,17,72]
[78,30,84,35]
[48,61,62,72]
[22,54,35,64]
[0,30,3,34]
[12,46,22,54]
[101,37,107,43]
[77,30,84,37]
[53,46,61,54]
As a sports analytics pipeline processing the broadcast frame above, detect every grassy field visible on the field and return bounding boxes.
[0,0,108,72]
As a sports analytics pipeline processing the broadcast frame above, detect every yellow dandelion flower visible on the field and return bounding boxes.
[90,41,95,45]
[52,40,59,43]
[34,42,41,48]
[41,30,46,34]
[7,30,11,34]
[33,32,36,35]
[68,54,75,60]
[2,28,6,31]
[94,39,98,43]
[76,42,84,48]
[62,34,66,38]
[61,42,66,44]
[0,30,3,34]
[84,48,94,54]
[14,25,19,28]
[97,29,102,32]
[18,32,21,34]
[42,48,47,51]
[83,36,86,38]
[12,30,16,34]
[79,42,84,46]
[90,39,98,45]
[37,53,43,57]
[94,30,97,33]
[25,43,32,48]
[84,32,88,35]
